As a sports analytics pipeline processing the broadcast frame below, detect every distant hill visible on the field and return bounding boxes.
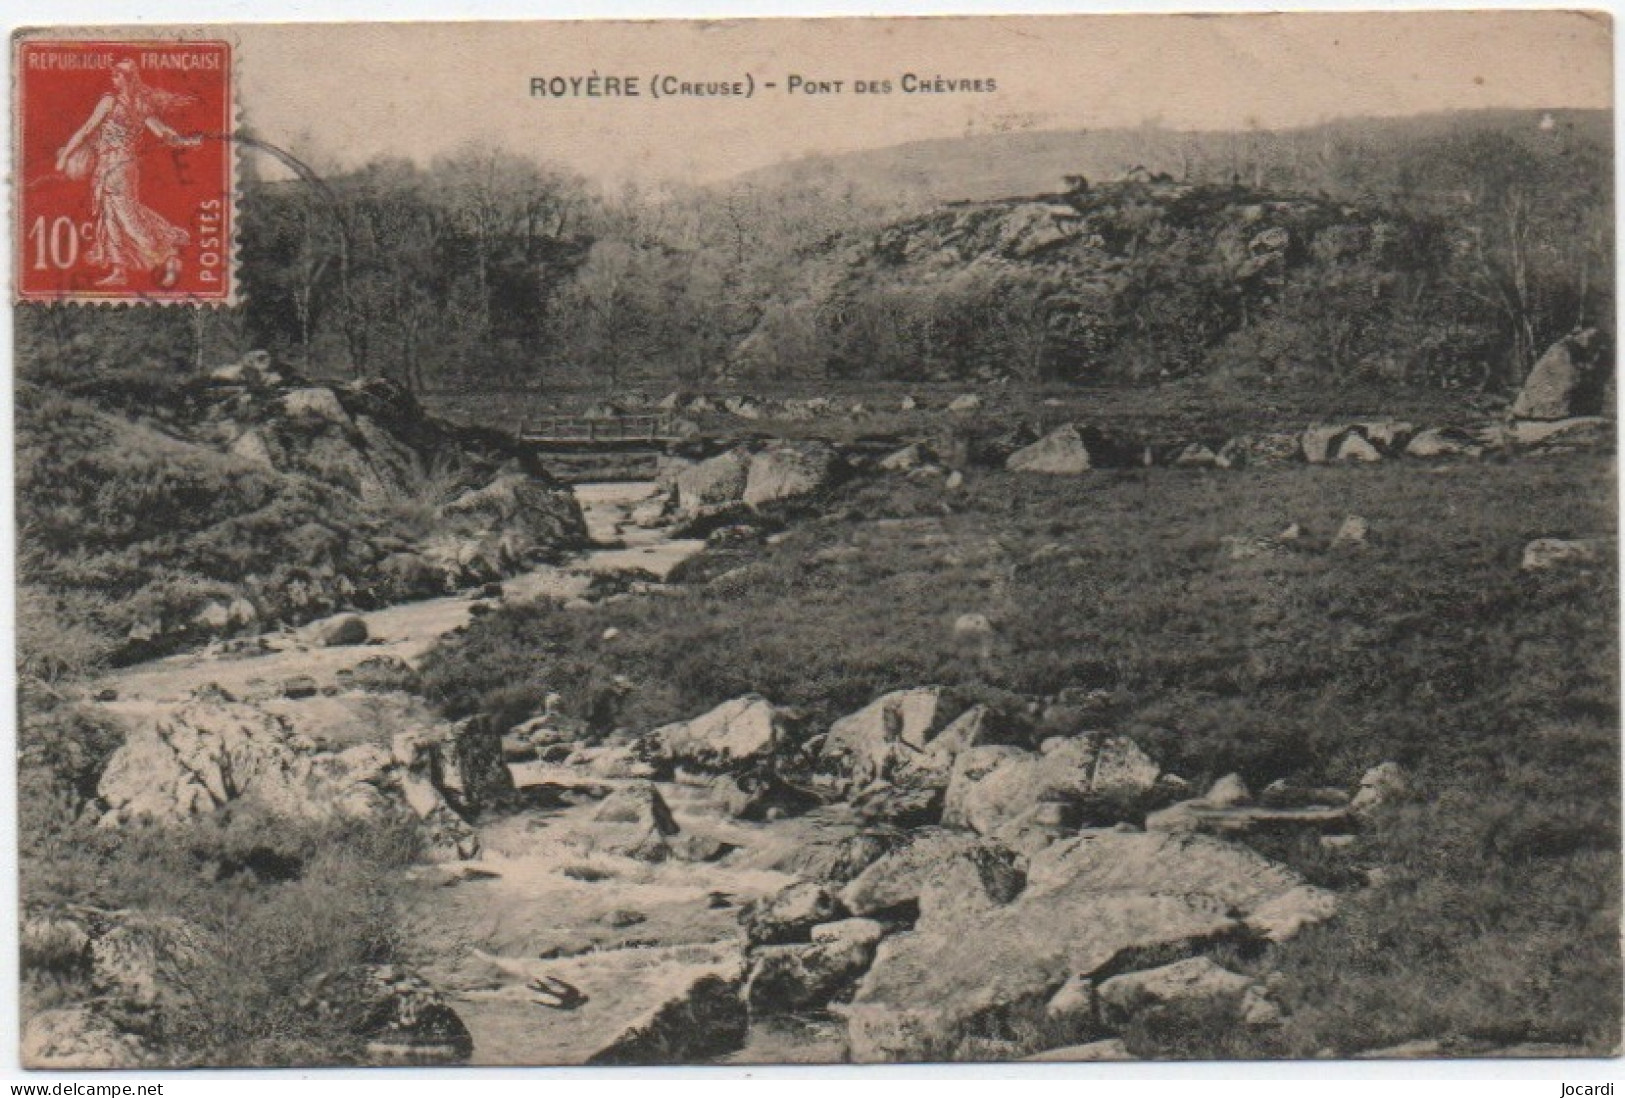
[728,109,1612,208]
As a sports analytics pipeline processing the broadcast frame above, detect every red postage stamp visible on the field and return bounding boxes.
[14,38,234,304]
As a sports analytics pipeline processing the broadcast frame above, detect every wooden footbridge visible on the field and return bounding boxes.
[515,414,687,451]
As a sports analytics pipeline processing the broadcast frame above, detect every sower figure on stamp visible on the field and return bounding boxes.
[54,59,202,288]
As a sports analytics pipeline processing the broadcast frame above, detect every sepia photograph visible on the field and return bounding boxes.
[8,11,1619,1069]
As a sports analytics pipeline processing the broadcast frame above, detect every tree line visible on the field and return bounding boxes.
[16,114,1613,397]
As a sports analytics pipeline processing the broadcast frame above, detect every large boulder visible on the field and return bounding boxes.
[675,450,751,512]
[740,881,847,948]
[744,921,885,1015]
[654,694,798,775]
[1511,329,1609,420]
[818,688,960,796]
[586,970,748,1065]
[767,821,910,886]
[589,782,682,862]
[1096,956,1260,1029]
[1007,425,1091,474]
[440,473,588,550]
[1022,830,1331,940]
[840,829,1025,918]
[941,734,1161,838]
[308,964,474,1065]
[742,443,843,508]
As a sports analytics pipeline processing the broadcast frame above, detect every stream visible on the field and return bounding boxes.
[93,481,844,1064]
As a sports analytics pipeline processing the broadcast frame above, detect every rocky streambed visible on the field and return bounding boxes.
[32,476,1407,1067]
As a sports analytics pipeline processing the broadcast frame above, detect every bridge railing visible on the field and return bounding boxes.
[516,414,677,443]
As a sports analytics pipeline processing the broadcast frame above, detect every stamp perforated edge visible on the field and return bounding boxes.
[10,26,242,308]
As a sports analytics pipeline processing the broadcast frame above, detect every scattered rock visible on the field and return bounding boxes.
[1332,515,1370,547]
[90,912,210,1009]
[880,444,928,472]
[769,822,909,885]
[1023,1039,1134,1062]
[1172,442,1221,469]
[320,614,370,647]
[1504,416,1613,452]
[283,675,319,699]
[1350,761,1409,816]
[1204,773,1251,808]
[1332,433,1382,463]
[948,394,983,413]
[593,782,680,834]
[1145,799,1350,839]
[321,965,475,1065]
[951,612,996,658]
[850,781,943,828]
[1521,537,1612,572]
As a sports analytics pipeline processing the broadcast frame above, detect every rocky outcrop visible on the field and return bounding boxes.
[1023,830,1335,941]
[97,695,500,861]
[832,808,1344,1061]
[743,443,844,508]
[440,473,588,556]
[844,890,1238,1062]
[98,697,385,826]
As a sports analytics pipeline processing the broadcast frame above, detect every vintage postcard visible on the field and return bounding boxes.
[9,13,1618,1069]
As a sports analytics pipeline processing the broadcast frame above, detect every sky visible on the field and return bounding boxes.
[55,11,1625,186]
